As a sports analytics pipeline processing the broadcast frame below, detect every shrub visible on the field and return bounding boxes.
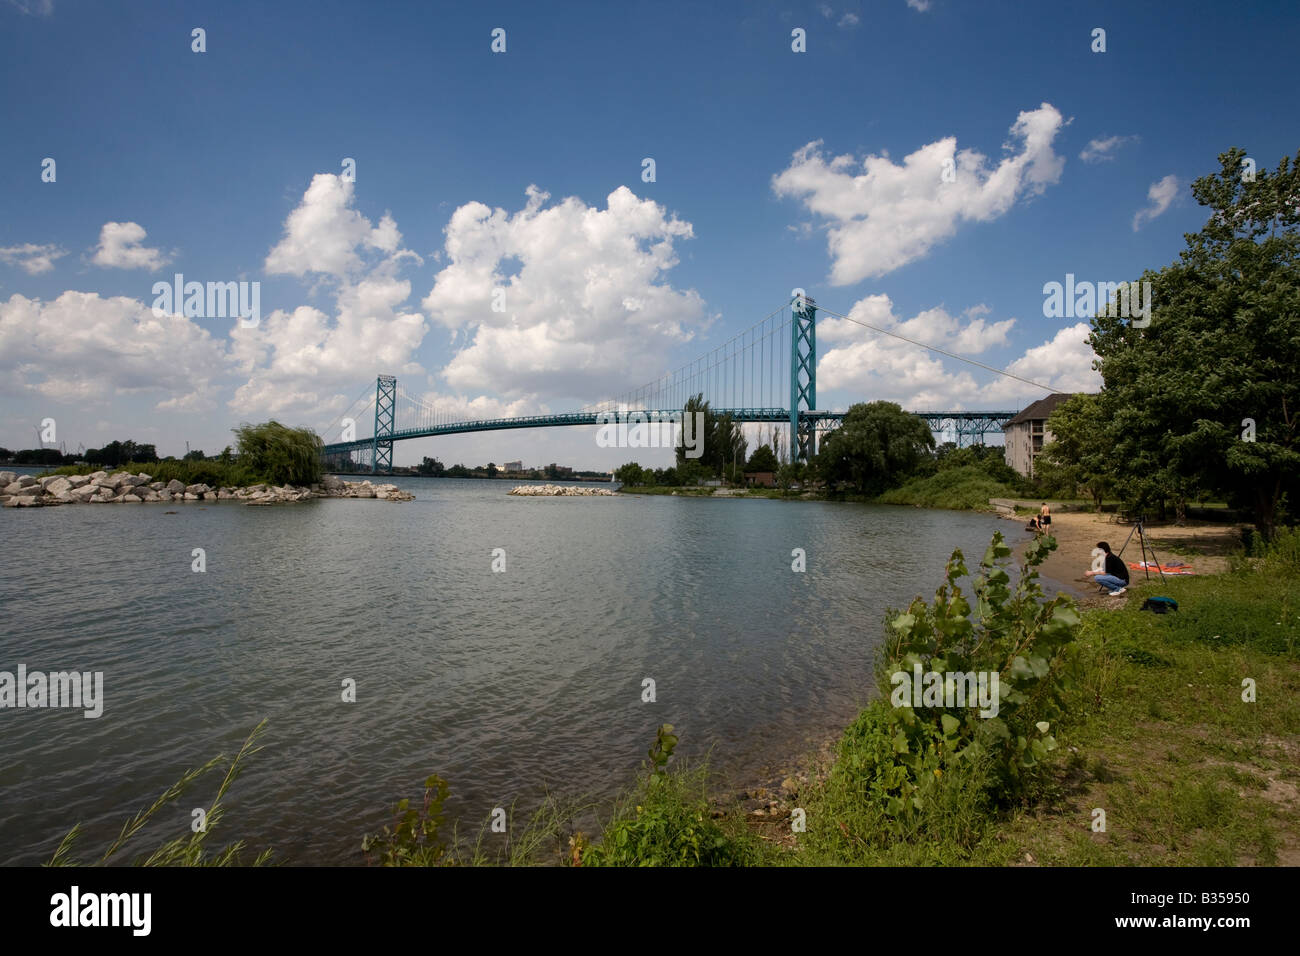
[361,774,451,866]
[581,725,761,867]
[875,532,1080,814]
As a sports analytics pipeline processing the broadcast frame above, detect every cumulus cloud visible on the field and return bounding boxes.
[421,185,708,401]
[907,0,932,11]
[0,291,228,409]
[1132,174,1180,231]
[1079,134,1137,163]
[219,174,430,418]
[0,242,66,275]
[91,222,170,270]
[773,103,1065,284]
[265,174,403,278]
[816,294,1097,409]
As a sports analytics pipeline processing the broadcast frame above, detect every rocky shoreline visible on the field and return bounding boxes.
[0,470,414,508]
[508,484,616,496]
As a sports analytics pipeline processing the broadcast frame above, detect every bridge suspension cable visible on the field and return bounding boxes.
[811,303,1064,394]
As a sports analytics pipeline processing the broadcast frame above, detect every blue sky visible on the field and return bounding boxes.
[2,0,1297,469]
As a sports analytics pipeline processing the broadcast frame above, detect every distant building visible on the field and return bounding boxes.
[744,471,776,488]
[503,460,523,473]
[1003,393,1078,478]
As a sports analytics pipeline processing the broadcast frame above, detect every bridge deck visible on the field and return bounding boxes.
[321,408,1015,455]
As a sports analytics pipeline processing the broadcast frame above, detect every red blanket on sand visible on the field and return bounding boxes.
[1128,561,1195,575]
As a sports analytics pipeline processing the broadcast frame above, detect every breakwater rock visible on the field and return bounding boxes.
[508,484,616,496]
[0,471,414,508]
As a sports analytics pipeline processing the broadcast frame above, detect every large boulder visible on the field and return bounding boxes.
[183,492,200,500]
[0,471,16,485]
[14,475,37,489]
[70,485,98,501]
[322,475,344,492]
[184,483,211,496]
[45,476,74,496]
[165,479,186,493]
[120,474,147,488]
[3,481,25,495]
[66,474,91,488]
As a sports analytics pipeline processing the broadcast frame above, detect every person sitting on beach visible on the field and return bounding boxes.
[1084,541,1129,596]
[1026,515,1041,532]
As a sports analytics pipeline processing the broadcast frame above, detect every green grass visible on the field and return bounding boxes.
[773,564,1300,865]
[876,465,1019,511]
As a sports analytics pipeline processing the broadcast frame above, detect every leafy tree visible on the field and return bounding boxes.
[1088,148,1300,537]
[815,402,936,495]
[1037,394,1111,507]
[416,457,445,476]
[614,462,646,486]
[86,439,157,467]
[0,447,12,460]
[486,462,497,477]
[183,449,206,461]
[232,421,323,486]
[676,393,747,480]
[13,448,66,466]
[776,461,805,496]
[745,443,780,473]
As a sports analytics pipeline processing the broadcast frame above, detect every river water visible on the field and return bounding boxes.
[0,475,1021,865]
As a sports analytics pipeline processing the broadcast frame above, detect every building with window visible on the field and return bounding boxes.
[1002,393,1077,478]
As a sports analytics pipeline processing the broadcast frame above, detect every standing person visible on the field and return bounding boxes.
[1039,502,1052,531]
[1085,541,1129,596]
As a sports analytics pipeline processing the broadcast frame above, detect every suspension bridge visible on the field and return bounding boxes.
[319,295,1045,474]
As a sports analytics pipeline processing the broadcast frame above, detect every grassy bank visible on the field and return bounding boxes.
[876,465,1019,511]
[619,465,1022,511]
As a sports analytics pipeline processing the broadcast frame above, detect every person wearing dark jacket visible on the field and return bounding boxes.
[1085,541,1129,595]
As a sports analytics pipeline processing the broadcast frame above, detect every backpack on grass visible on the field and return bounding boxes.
[1140,596,1179,614]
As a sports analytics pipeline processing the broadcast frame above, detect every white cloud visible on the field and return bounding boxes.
[977,323,1101,404]
[773,103,1066,284]
[0,242,66,275]
[91,222,170,270]
[6,0,54,15]
[421,185,708,401]
[817,294,1097,409]
[838,13,860,28]
[0,291,228,409]
[265,174,403,278]
[224,174,429,418]
[907,0,932,11]
[1132,174,1180,231]
[1079,134,1137,163]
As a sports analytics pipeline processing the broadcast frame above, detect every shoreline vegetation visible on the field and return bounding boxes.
[49,523,1298,867]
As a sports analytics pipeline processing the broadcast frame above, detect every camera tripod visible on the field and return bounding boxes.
[1116,518,1167,584]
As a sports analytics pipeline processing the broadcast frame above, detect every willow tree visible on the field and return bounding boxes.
[232,421,324,486]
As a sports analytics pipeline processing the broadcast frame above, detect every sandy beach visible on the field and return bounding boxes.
[1005,509,1244,608]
